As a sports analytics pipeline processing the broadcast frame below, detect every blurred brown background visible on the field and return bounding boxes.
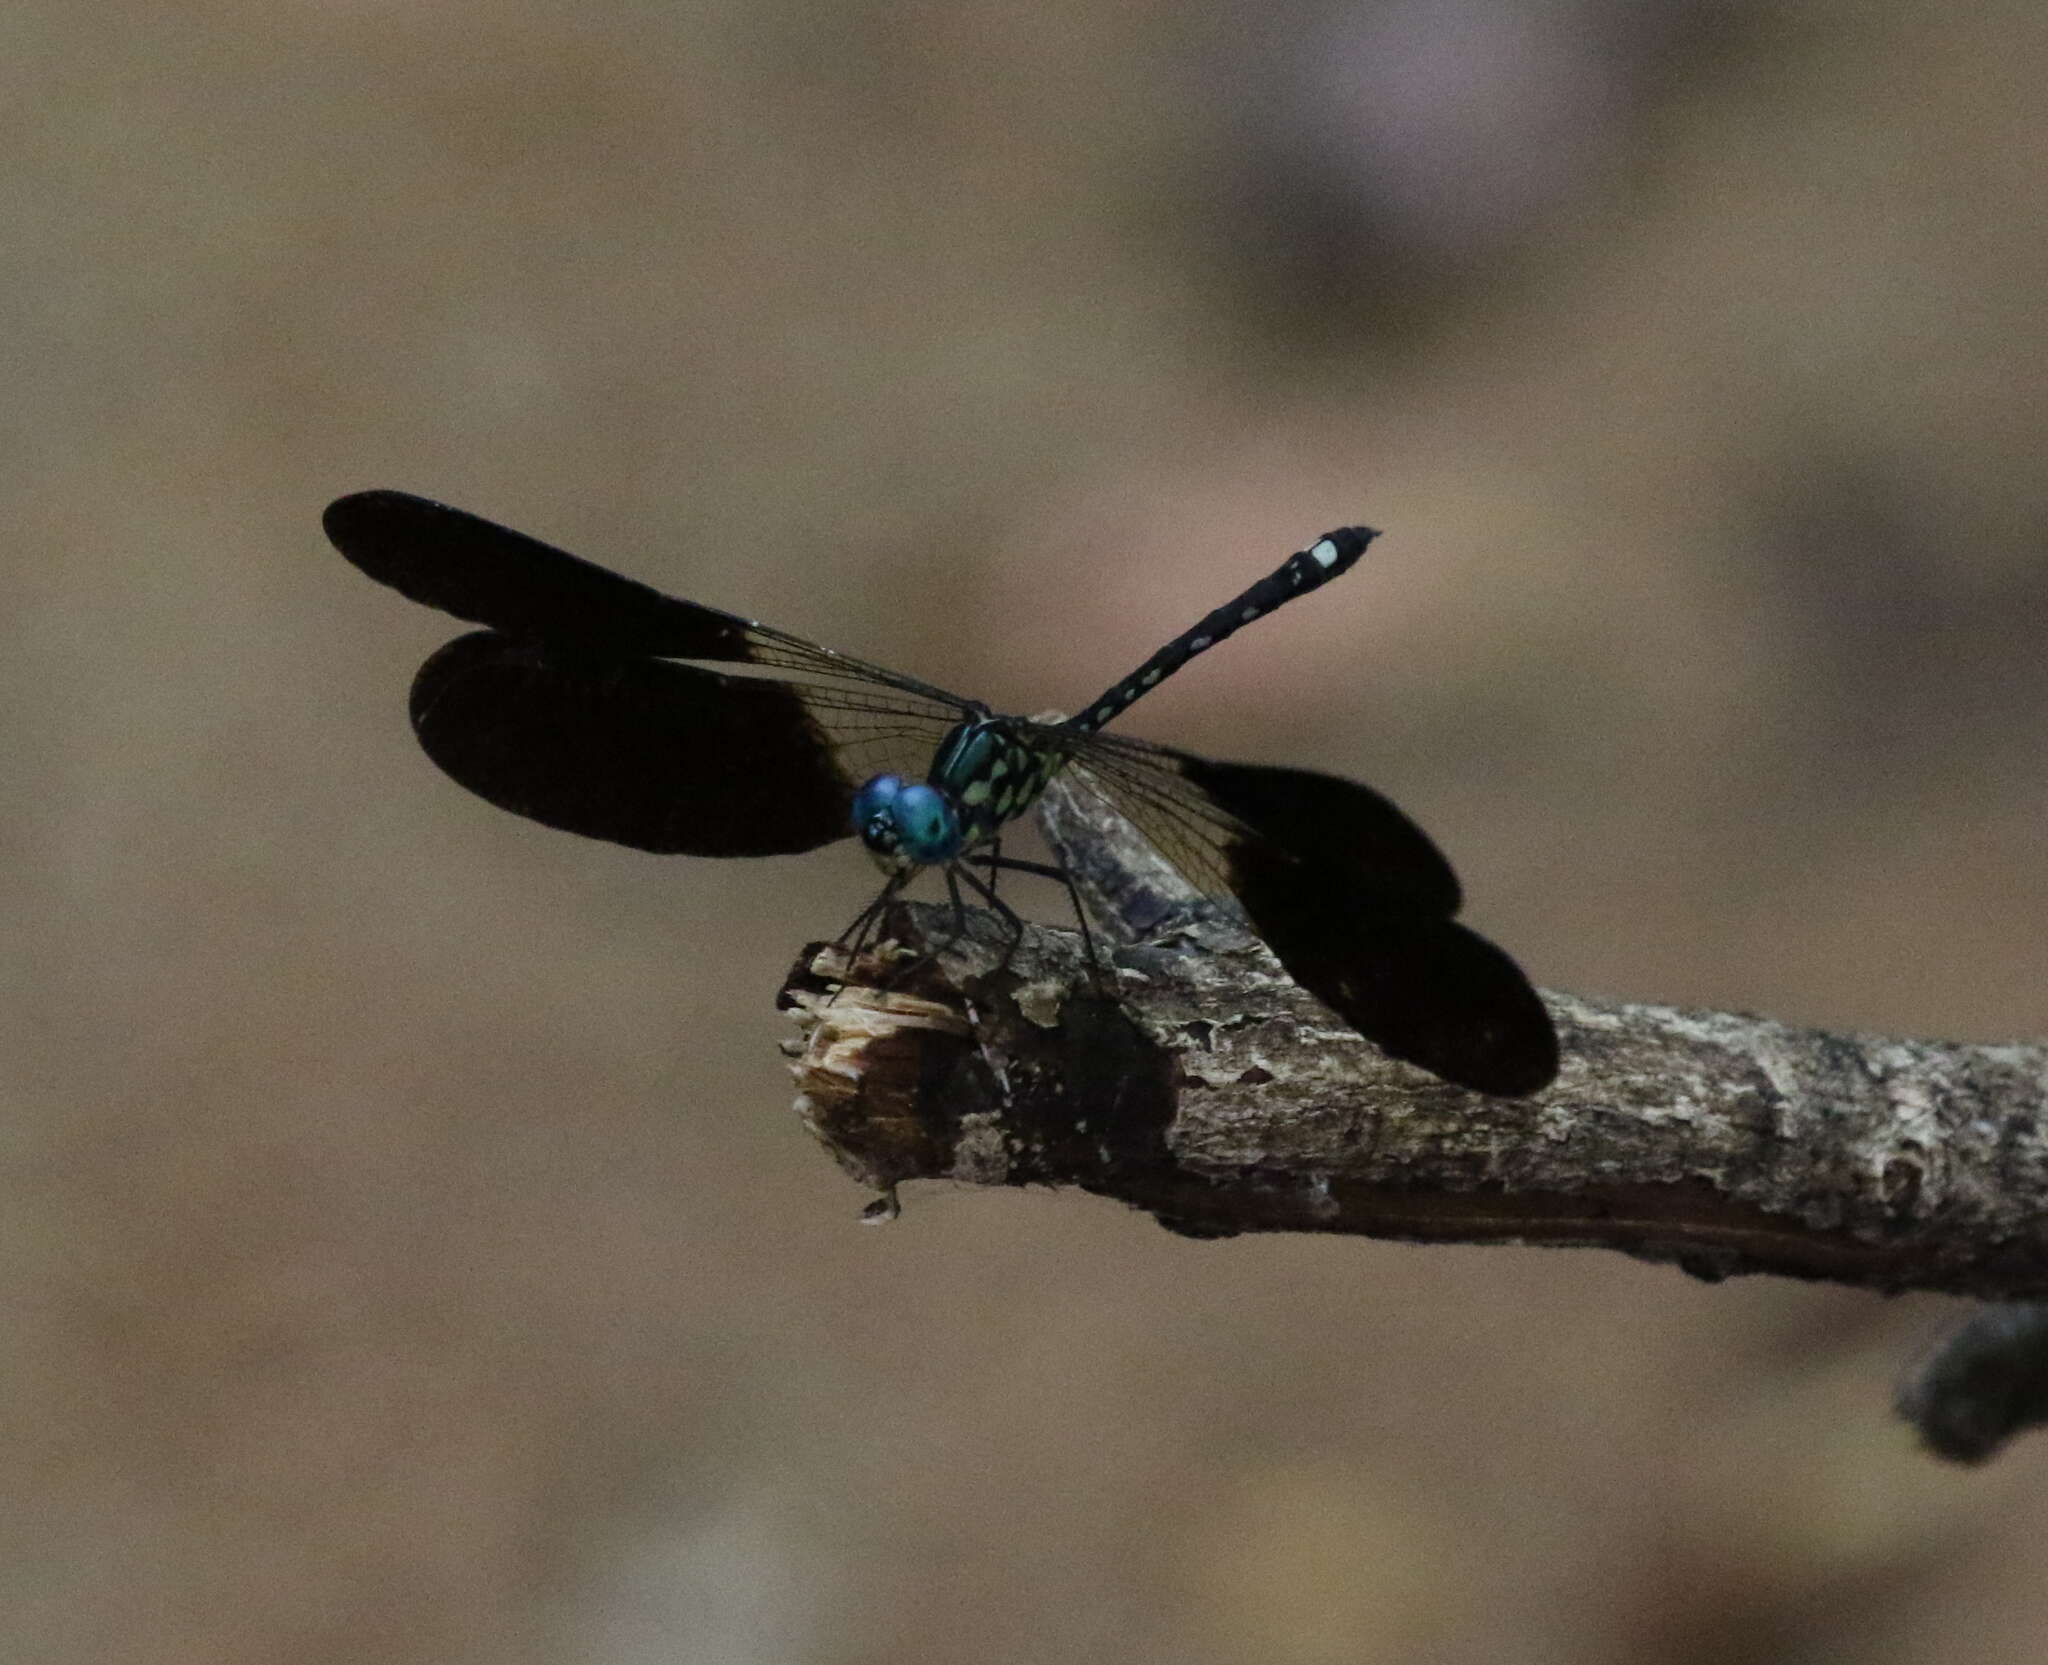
[5,1,2046,1660]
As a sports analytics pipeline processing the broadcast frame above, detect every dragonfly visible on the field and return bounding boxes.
[325,491,1558,1096]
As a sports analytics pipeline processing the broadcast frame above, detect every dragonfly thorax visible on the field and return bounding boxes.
[851,716,1060,873]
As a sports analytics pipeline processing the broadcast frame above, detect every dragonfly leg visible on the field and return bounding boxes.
[907,865,976,969]
[944,865,972,938]
[953,857,1029,974]
[971,852,1105,990]
[836,870,910,964]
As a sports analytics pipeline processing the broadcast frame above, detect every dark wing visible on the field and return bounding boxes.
[327,489,751,658]
[325,489,981,707]
[329,490,985,855]
[410,633,979,856]
[1059,729,1558,1096]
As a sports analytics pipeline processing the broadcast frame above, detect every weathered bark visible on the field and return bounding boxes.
[779,777,2048,1301]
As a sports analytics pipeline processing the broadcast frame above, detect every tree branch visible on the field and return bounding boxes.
[779,778,2048,1301]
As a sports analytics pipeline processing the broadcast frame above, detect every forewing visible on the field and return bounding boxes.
[409,632,870,856]
[327,490,753,659]
[327,490,986,716]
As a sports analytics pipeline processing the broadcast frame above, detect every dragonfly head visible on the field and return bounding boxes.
[852,774,963,872]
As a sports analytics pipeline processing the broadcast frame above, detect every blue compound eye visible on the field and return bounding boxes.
[888,783,961,863]
[852,774,960,866]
